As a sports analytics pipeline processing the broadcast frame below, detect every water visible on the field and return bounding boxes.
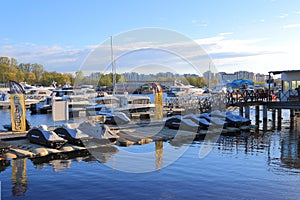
[1,110,300,199]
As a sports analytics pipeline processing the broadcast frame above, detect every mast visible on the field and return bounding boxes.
[111,36,116,95]
[208,62,211,89]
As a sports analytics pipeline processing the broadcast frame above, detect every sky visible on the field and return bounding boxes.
[0,0,300,75]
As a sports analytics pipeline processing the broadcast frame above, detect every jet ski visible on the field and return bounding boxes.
[165,115,200,131]
[53,124,91,146]
[27,125,67,149]
[78,121,119,142]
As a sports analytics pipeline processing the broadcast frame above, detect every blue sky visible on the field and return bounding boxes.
[0,0,300,75]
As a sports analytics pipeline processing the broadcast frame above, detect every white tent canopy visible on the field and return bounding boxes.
[281,71,300,82]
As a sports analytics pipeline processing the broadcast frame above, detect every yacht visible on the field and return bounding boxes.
[167,81,205,97]
[86,94,155,118]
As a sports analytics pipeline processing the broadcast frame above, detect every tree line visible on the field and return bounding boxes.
[0,56,74,86]
[0,56,213,88]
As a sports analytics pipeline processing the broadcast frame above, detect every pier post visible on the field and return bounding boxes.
[263,105,267,132]
[239,106,244,117]
[245,106,250,119]
[272,109,276,130]
[277,109,282,130]
[290,109,295,130]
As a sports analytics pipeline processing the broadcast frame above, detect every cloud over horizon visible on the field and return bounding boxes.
[0,31,299,75]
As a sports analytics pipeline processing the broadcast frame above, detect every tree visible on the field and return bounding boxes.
[0,57,10,65]
[25,72,36,84]
[10,58,18,67]
[74,70,84,85]
[31,63,44,81]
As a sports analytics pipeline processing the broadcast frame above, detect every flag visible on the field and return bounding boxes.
[9,81,26,132]
[9,80,25,94]
[154,83,163,120]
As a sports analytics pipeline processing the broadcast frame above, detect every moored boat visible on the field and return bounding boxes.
[53,124,91,146]
[77,121,119,141]
[27,125,67,149]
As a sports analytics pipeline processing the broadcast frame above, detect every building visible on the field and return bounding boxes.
[217,70,267,85]
[254,73,267,83]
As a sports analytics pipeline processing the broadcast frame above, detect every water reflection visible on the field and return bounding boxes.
[279,131,300,170]
[30,146,119,171]
[2,130,300,197]
[217,132,270,154]
[87,145,119,163]
[155,141,163,170]
[11,158,27,196]
[0,158,10,172]
[30,150,92,171]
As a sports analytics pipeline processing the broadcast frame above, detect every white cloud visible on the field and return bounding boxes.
[0,42,90,72]
[278,13,289,18]
[1,31,300,75]
[194,33,300,74]
[282,23,300,29]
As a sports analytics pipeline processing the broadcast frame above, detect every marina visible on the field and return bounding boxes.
[0,109,300,199]
[1,5,300,198]
[1,74,300,199]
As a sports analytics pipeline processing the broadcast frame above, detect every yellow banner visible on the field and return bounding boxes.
[10,94,26,132]
[155,87,163,120]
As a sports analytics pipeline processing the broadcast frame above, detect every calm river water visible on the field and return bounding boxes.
[0,108,300,199]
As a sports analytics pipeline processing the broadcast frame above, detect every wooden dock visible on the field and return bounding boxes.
[0,119,252,161]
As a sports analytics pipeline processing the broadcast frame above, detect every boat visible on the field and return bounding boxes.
[167,80,205,97]
[53,124,91,146]
[33,87,95,115]
[27,125,67,149]
[77,121,119,141]
[0,89,10,109]
[165,115,200,131]
[225,111,251,127]
[87,94,154,120]
[182,113,211,128]
[19,82,53,107]
[199,113,226,126]
[97,107,131,125]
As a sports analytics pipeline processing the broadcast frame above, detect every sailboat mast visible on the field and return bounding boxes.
[208,62,210,89]
[111,36,116,95]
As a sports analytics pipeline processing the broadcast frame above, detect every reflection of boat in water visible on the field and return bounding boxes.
[85,145,119,163]
[30,145,119,170]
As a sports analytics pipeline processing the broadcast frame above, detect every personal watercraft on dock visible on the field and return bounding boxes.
[27,125,67,149]
[53,124,91,146]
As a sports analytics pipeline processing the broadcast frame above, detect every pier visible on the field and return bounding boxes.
[224,70,300,131]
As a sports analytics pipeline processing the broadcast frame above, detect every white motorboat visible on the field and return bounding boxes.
[167,80,205,97]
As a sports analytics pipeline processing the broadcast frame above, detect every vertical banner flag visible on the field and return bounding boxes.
[9,80,26,132]
[154,83,163,120]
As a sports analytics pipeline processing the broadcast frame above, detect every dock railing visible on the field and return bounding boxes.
[166,89,300,112]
